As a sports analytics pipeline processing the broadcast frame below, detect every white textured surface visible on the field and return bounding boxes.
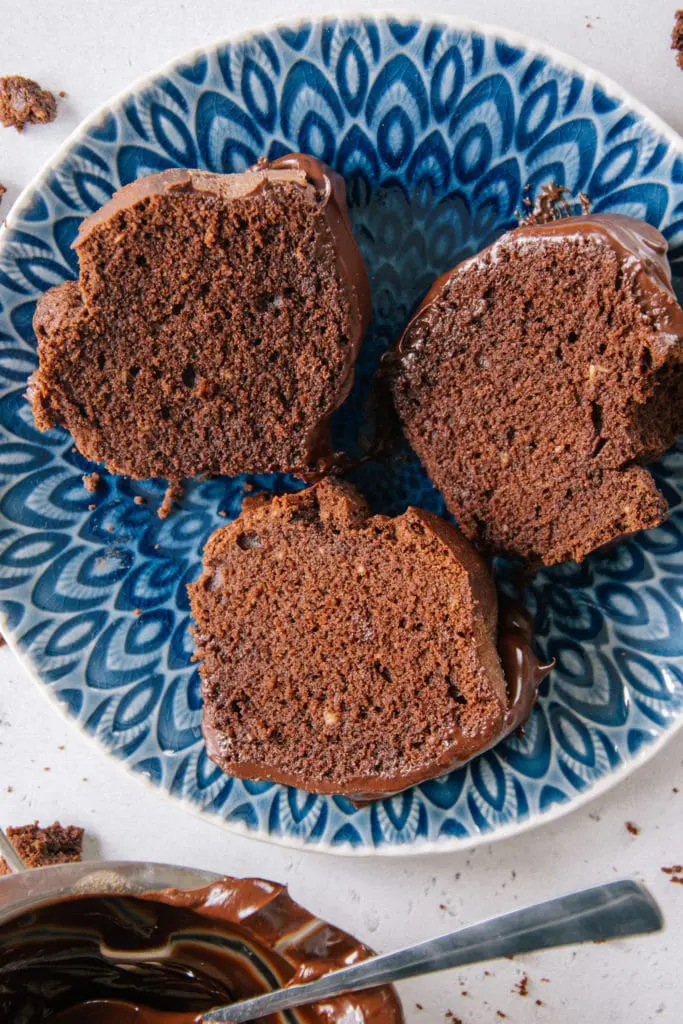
[0,2,682,1021]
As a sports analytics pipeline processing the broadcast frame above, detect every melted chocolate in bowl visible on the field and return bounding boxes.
[0,877,404,1023]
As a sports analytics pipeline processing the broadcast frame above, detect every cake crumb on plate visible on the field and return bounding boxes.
[82,471,100,492]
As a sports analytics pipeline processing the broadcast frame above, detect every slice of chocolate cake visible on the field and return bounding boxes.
[390,214,683,565]
[29,155,370,480]
[189,479,548,800]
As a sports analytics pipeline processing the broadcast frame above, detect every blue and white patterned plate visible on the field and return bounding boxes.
[1,15,682,855]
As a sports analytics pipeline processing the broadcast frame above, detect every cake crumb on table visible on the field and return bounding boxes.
[514,974,529,996]
[0,76,57,131]
[0,183,5,207]
[625,821,640,835]
[82,471,100,493]
[661,865,683,874]
[6,821,84,867]
[536,999,544,1006]
[134,495,145,505]
[673,10,683,69]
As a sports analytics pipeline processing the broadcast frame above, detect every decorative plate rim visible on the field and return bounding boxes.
[2,10,683,858]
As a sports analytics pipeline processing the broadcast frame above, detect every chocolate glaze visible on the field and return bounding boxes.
[392,213,683,362]
[73,154,371,472]
[497,598,554,736]
[202,507,551,802]
[0,876,403,1023]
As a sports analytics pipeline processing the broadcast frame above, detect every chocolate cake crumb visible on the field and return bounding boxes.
[514,974,529,996]
[673,11,683,69]
[0,76,57,131]
[520,183,570,225]
[415,1005,424,1012]
[661,865,683,874]
[6,821,83,867]
[133,495,144,505]
[674,787,680,794]
[0,633,5,648]
[445,1013,462,1024]
[496,1013,507,1019]
[536,999,544,1006]
[82,471,100,493]
[625,821,640,835]
[0,857,11,876]
[0,183,5,207]
[158,479,183,519]
[58,90,66,98]
[671,876,683,885]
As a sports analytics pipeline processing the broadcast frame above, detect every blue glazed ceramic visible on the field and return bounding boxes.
[1,15,682,855]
